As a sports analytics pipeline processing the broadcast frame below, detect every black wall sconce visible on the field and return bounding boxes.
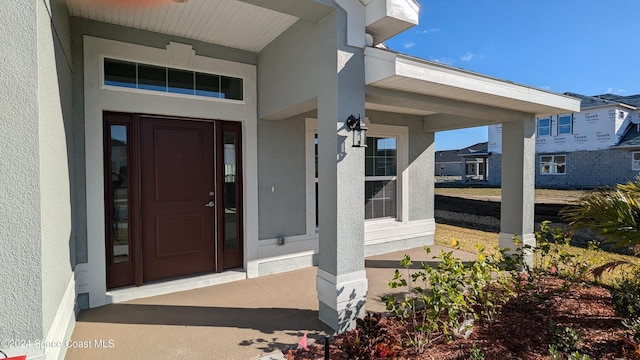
[345,115,368,148]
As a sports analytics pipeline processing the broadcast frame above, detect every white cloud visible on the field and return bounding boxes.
[606,88,627,94]
[431,57,454,65]
[540,85,551,90]
[404,42,416,48]
[417,28,440,34]
[460,52,475,62]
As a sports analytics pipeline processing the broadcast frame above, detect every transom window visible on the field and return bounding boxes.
[537,118,551,136]
[540,155,566,175]
[103,58,243,100]
[558,115,572,135]
[365,137,397,219]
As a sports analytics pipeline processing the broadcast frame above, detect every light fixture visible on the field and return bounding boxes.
[345,115,368,148]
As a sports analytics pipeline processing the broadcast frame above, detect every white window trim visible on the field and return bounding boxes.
[632,151,640,171]
[537,117,551,137]
[557,114,573,135]
[304,118,409,237]
[540,154,566,175]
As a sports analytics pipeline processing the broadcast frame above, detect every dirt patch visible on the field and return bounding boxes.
[434,195,566,231]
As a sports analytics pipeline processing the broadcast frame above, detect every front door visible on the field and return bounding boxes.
[104,113,243,288]
[140,117,216,282]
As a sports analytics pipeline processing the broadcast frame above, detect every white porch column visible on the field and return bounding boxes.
[315,8,368,333]
[499,117,536,267]
[461,156,467,183]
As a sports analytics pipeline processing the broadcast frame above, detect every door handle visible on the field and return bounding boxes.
[204,201,214,207]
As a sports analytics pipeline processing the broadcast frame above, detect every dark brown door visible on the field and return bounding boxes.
[140,116,216,282]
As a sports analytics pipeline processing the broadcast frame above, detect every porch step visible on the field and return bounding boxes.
[106,270,247,303]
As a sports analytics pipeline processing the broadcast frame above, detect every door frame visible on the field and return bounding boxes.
[83,35,258,307]
[103,112,244,289]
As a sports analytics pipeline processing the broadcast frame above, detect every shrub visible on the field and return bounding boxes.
[622,317,640,344]
[336,313,401,359]
[382,245,518,353]
[611,268,640,319]
[549,322,582,354]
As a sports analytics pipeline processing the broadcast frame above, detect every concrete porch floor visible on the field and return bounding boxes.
[65,245,476,360]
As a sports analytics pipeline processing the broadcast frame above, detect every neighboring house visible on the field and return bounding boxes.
[0,1,579,358]
[488,93,640,188]
[435,142,489,181]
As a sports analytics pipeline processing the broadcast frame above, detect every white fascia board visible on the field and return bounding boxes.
[365,46,399,84]
[394,55,579,113]
[365,47,581,115]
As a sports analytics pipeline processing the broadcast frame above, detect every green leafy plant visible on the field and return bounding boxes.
[534,221,600,282]
[468,343,485,360]
[623,317,640,344]
[382,245,519,353]
[611,267,640,319]
[336,313,400,359]
[561,177,640,276]
[549,322,582,354]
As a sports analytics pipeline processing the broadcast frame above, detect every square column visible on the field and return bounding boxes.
[499,117,536,267]
[315,9,368,333]
[461,156,468,183]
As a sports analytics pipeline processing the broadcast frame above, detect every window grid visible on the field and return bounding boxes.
[537,118,551,137]
[540,155,566,175]
[558,115,572,135]
[103,58,243,100]
[365,137,397,219]
[313,134,399,223]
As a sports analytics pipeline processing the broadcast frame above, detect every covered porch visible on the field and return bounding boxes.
[65,244,476,360]
[66,0,580,339]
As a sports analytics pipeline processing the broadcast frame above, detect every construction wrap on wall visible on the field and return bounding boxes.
[488,107,637,154]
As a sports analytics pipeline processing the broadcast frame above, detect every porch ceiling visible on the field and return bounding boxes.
[365,47,581,120]
[65,0,300,52]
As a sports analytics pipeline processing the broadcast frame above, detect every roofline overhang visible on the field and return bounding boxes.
[458,152,491,157]
[580,103,637,111]
[365,47,581,116]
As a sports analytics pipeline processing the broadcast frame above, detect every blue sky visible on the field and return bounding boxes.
[384,0,640,151]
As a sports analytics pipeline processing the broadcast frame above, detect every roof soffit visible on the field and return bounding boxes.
[66,0,300,52]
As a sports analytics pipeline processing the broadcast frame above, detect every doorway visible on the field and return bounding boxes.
[103,113,243,288]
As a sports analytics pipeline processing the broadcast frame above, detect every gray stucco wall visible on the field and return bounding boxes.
[0,0,44,343]
[39,0,75,338]
[257,113,313,239]
[258,18,322,120]
[489,149,640,188]
[69,17,258,263]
